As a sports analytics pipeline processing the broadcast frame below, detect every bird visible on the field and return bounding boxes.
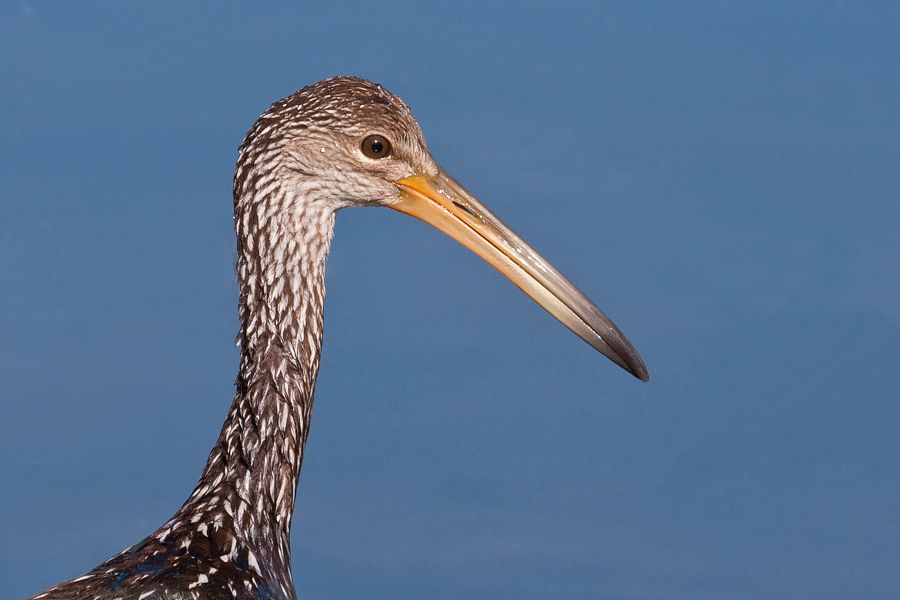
[29,76,648,600]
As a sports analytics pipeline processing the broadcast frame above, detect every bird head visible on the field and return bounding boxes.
[235,76,648,381]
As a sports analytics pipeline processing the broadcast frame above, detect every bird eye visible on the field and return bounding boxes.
[361,134,392,159]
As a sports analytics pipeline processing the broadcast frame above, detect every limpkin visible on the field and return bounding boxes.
[30,76,648,600]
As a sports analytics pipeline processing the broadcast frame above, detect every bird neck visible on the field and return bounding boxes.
[173,190,336,596]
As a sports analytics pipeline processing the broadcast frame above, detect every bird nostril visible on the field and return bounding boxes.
[452,201,477,218]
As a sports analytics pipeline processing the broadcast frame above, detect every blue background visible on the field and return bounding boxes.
[2,2,898,598]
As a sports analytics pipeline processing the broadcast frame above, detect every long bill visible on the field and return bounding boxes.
[391,169,649,382]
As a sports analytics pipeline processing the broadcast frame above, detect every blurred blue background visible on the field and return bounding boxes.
[1,2,898,598]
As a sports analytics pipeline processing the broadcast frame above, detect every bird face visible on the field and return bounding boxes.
[250,77,437,209]
[243,77,648,381]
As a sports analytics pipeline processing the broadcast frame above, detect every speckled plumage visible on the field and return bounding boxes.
[30,74,648,600]
[31,77,434,600]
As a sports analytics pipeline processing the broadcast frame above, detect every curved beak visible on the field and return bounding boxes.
[391,169,649,382]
